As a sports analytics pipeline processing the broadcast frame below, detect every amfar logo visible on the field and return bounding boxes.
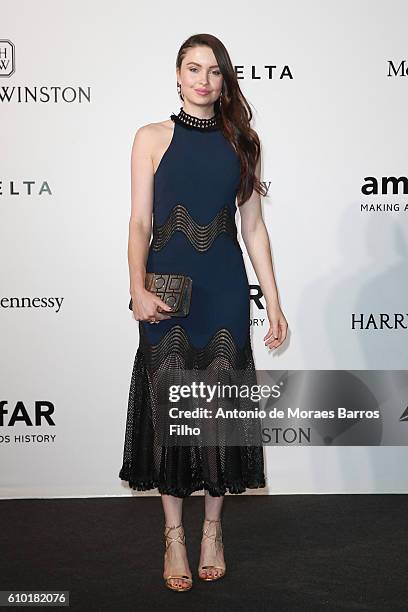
[360,175,408,212]
[351,313,408,330]
[0,401,56,427]
[0,39,91,103]
[361,176,408,195]
[387,60,408,77]
[0,401,57,445]
[234,65,293,80]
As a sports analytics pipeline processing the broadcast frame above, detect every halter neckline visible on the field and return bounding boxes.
[170,106,221,131]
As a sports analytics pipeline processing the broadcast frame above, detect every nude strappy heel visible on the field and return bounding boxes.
[163,523,193,592]
[198,518,226,581]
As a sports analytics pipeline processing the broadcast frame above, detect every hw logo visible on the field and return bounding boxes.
[0,40,15,77]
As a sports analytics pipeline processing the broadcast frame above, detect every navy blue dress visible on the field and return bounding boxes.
[119,108,266,498]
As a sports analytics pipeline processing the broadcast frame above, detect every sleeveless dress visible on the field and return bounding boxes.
[119,107,266,498]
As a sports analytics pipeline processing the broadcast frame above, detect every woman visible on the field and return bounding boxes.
[119,33,288,592]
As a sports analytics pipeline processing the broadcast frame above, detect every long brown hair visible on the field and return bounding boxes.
[175,33,268,206]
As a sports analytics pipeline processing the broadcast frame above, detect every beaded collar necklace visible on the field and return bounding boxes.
[170,106,220,131]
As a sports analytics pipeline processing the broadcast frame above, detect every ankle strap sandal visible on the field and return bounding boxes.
[198,518,226,581]
[163,523,193,592]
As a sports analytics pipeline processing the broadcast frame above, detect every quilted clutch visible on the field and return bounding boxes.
[128,272,192,317]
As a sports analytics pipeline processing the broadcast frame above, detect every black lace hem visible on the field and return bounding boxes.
[119,326,266,498]
[119,466,267,498]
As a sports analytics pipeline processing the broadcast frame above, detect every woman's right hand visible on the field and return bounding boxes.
[130,288,173,323]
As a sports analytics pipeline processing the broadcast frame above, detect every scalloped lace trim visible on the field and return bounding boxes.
[118,468,266,498]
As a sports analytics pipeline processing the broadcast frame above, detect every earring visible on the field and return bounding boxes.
[177,82,184,101]
[219,91,223,107]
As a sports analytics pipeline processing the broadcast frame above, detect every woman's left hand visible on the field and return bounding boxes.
[263,302,288,350]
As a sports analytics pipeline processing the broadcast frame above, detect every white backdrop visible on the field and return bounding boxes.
[1,0,408,498]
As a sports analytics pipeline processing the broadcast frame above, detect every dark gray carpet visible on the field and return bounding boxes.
[1,494,407,611]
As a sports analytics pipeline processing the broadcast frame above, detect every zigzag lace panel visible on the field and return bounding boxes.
[139,323,252,372]
[151,203,239,252]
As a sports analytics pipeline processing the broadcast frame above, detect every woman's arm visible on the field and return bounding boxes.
[127,126,172,322]
[128,126,154,297]
[238,147,288,350]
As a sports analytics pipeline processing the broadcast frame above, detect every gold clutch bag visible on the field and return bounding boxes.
[128,272,192,317]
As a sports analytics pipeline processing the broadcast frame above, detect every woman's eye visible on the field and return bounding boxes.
[189,68,221,75]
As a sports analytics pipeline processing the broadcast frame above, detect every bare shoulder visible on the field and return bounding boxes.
[132,119,174,151]
[131,120,175,174]
[135,119,173,136]
[150,118,174,130]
